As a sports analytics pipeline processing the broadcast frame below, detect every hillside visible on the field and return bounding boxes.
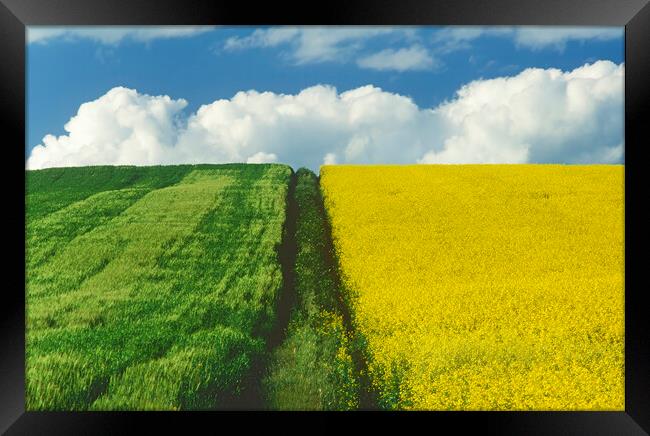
[26,163,624,411]
[321,165,624,410]
[26,164,292,410]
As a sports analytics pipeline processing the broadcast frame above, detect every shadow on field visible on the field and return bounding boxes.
[268,170,299,352]
[222,170,299,410]
[316,175,379,411]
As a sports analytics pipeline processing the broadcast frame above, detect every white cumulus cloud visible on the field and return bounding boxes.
[323,153,338,165]
[27,60,623,171]
[420,60,624,164]
[432,27,513,54]
[28,87,188,168]
[357,45,436,71]
[246,151,278,164]
[27,26,216,45]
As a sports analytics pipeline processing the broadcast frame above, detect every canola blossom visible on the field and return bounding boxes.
[320,165,624,410]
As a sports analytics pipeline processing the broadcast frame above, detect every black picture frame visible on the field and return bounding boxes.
[1,0,648,433]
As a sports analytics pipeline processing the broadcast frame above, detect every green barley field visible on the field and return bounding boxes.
[26,164,299,410]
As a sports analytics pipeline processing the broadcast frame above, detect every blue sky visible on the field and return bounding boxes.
[26,26,624,170]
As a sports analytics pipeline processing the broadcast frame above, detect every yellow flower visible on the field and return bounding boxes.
[321,164,624,410]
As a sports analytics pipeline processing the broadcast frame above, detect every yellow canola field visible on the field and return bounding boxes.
[320,165,624,410]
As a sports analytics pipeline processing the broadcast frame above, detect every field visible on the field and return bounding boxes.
[26,163,624,410]
[26,164,292,410]
[320,165,624,410]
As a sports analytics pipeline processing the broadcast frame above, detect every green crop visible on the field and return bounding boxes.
[26,164,292,410]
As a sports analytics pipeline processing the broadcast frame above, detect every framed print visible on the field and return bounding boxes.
[1,0,648,433]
